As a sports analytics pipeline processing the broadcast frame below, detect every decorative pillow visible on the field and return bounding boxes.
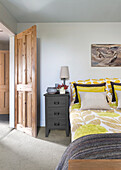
[116,90,121,109]
[74,83,106,103]
[77,85,106,104]
[105,78,121,102]
[79,92,111,110]
[111,84,121,105]
[111,82,121,102]
[71,79,105,100]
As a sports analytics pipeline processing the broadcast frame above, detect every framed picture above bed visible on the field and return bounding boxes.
[91,44,121,67]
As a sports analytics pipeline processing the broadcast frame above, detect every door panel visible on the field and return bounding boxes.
[15,25,37,137]
[18,92,23,124]
[27,92,32,127]
[0,51,9,114]
[17,38,23,84]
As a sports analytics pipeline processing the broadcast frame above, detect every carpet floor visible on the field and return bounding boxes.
[0,125,70,170]
[0,120,12,139]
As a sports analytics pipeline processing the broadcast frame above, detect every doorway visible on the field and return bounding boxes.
[0,22,15,134]
[0,23,37,138]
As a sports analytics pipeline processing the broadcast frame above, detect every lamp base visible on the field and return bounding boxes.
[63,78,66,85]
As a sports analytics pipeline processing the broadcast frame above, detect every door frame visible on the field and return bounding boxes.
[0,22,15,128]
[9,35,15,127]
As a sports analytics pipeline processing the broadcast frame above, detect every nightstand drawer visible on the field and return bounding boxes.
[48,118,66,129]
[47,96,66,107]
[47,108,66,118]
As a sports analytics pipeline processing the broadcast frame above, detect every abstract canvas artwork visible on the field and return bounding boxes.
[91,44,121,67]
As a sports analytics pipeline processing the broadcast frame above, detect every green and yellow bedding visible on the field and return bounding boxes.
[70,101,121,141]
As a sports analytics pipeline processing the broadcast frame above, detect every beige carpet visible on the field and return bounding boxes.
[0,126,70,170]
[37,127,71,146]
[0,121,12,139]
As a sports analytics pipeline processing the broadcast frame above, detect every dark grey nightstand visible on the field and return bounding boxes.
[44,93,70,137]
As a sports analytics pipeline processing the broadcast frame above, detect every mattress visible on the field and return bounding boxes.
[70,101,121,141]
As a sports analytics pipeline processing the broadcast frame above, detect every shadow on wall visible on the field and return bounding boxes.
[37,38,41,133]
[0,41,9,50]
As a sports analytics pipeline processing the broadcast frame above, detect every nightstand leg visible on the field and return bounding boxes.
[45,128,50,137]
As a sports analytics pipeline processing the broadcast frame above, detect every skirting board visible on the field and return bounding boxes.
[40,120,45,127]
[0,114,9,121]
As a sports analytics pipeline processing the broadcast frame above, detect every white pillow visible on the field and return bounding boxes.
[116,90,121,109]
[79,92,111,110]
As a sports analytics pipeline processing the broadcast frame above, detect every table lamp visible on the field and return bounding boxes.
[60,66,69,85]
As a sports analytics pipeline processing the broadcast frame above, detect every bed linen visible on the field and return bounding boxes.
[56,133,121,170]
[70,101,121,141]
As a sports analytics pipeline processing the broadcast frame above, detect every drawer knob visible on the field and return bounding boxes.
[54,112,60,115]
[54,122,60,126]
[54,101,59,105]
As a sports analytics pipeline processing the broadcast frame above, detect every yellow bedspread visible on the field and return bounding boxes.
[70,101,121,141]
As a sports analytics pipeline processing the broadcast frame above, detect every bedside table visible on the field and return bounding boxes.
[44,93,70,137]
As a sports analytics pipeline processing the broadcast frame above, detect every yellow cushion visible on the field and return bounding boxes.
[77,86,105,104]
[71,78,105,100]
[113,85,121,105]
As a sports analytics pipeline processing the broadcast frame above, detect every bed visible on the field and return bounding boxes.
[56,78,121,170]
[70,101,121,142]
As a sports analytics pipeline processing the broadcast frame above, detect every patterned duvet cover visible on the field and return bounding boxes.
[70,101,121,141]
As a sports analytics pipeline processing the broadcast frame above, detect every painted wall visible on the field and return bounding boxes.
[0,41,9,50]
[0,2,17,33]
[17,23,121,126]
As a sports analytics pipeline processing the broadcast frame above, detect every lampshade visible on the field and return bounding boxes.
[60,66,69,79]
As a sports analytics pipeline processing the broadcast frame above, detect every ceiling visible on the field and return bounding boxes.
[0,23,10,41]
[0,0,121,23]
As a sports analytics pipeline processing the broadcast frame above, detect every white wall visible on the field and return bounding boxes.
[0,3,17,33]
[17,22,121,126]
[0,41,9,50]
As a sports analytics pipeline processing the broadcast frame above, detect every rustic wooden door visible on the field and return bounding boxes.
[15,25,37,137]
[0,50,9,115]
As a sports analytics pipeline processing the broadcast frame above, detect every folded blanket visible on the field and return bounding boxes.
[56,133,121,170]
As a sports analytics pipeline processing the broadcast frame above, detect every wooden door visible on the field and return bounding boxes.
[0,50,9,115]
[15,25,37,137]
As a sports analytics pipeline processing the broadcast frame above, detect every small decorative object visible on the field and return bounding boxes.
[47,87,57,94]
[60,66,69,85]
[60,87,65,94]
[91,44,121,67]
[57,84,68,94]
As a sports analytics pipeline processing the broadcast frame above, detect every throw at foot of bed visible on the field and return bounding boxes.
[56,133,121,170]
